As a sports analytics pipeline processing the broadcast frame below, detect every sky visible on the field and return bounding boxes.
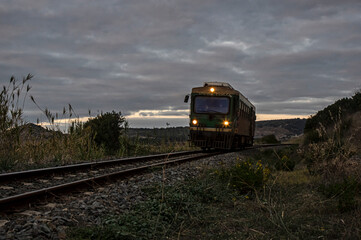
[1,0,361,128]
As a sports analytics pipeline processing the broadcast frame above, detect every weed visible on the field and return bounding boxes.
[252,147,299,172]
[275,154,296,171]
[319,177,359,212]
[0,75,32,171]
[68,176,233,240]
[301,109,361,213]
[217,158,270,194]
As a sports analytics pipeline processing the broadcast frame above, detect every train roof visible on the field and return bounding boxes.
[203,82,234,89]
[191,82,255,110]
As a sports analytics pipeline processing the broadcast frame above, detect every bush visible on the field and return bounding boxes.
[83,111,126,155]
[217,159,270,194]
[275,155,296,171]
[259,134,280,144]
[252,147,298,172]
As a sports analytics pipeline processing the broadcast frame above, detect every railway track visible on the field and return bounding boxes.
[0,150,220,211]
[0,144,295,212]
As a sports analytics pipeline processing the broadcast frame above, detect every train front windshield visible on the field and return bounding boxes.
[194,96,230,114]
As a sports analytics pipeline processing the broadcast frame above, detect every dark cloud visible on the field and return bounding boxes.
[0,0,360,127]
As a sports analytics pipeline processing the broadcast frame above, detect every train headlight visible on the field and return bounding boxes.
[192,119,198,125]
[223,120,229,126]
[210,87,215,93]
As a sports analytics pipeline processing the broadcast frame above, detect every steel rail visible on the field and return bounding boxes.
[0,150,203,183]
[0,151,220,211]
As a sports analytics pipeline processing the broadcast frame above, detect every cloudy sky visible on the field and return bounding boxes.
[1,0,360,128]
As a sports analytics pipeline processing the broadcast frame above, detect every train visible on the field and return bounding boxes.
[184,82,256,150]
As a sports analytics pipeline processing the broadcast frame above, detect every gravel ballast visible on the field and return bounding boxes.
[0,151,247,239]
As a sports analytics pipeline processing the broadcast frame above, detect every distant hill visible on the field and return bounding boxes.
[126,118,307,142]
[255,118,307,141]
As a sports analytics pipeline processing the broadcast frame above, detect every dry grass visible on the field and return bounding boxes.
[69,161,361,239]
[1,76,197,172]
[283,134,304,145]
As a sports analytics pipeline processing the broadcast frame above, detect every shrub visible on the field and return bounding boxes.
[259,134,280,144]
[83,111,126,155]
[217,159,270,194]
[252,147,298,172]
[275,155,296,171]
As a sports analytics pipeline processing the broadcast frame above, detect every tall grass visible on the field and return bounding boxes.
[0,75,32,170]
[302,108,360,212]
[0,75,196,172]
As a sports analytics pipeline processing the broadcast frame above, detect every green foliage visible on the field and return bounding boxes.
[217,158,270,194]
[83,111,126,155]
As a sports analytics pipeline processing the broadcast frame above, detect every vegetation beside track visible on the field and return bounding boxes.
[67,90,361,239]
[0,75,196,173]
[68,146,360,239]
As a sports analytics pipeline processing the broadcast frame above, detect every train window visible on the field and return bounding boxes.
[194,96,230,114]
[240,102,243,117]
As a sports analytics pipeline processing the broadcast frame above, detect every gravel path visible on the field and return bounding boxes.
[0,151,247,239]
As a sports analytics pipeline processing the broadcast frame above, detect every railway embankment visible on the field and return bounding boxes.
[0,150,248,239]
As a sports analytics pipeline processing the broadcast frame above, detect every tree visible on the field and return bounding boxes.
[83,111,126,155]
